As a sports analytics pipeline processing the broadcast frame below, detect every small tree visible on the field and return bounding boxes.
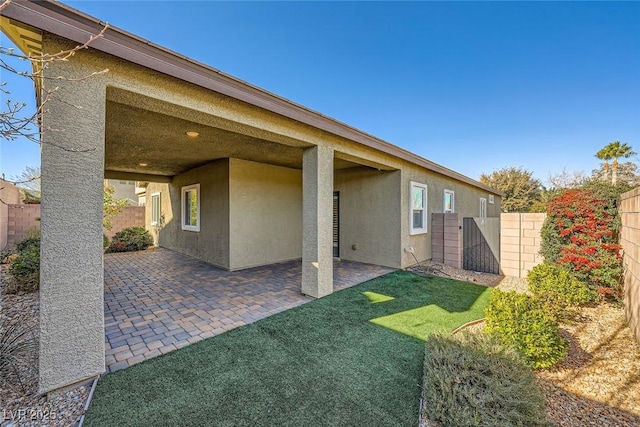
[479,167,542,212]
[103,184,128,230]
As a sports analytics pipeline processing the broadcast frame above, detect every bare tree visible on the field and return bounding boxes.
[0,0,109,203]
[547,168,586,190]
[1,0,108,148]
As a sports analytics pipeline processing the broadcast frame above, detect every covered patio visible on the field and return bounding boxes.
[104,248,394,372]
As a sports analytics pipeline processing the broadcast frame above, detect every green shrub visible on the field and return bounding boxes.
[484,290,568,369]
[107,227,153,253]
[528,264,597,318]
[16,233,40,252]
[422,331,550,427]
[103,234,110,250]
[8,235,40,293]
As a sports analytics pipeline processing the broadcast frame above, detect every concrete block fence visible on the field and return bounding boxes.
[1,203,145,250]
[6,204,41,248]
[620,187,640,345]
[0,179,23,250]
[104,206,145,239]
[499,212,546,278]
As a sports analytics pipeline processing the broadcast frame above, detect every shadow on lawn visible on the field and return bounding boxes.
[361,270,492,341]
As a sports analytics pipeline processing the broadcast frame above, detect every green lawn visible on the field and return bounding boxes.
[85,271,492,427]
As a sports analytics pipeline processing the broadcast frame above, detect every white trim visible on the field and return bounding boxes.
[480,197,487,219]
[181,184,200,232]
[409,181,428,235]
[488,194,495,204]
[443,189,455,213]
[150,192,161,226]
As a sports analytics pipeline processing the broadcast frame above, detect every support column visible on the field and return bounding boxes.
[39,36,106,393]
[302,146,334,298]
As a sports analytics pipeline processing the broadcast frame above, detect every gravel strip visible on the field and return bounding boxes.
[1,264,89,427]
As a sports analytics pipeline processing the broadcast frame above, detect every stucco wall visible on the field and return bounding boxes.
[0,180,23,250]
[229,159,302,270]
[400,168,501,268]
[620,187,640,345]
[334,167,401,268]
[148,159,230,269]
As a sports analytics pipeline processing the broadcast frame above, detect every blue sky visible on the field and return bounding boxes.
[1,1,639,185]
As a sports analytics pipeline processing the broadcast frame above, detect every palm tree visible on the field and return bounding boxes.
[608,141,636,185]
[595,145,613,183]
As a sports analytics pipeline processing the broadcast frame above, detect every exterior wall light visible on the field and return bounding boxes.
[186,131,199,138]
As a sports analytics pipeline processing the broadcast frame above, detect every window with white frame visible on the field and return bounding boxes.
[150,192,161,226]
[443,189,455,213]
[480,197,487,219]
[181,184,200,232]
[488,194,494,204]
[410,181,428,235]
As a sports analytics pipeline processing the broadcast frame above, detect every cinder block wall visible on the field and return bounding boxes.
[500,213,546,278]
[620,187,640,345]
[444,213,462,268]
[1,180,22,250]
[7,204,41,248]
[105,206,145,238]
[431,213,462,268]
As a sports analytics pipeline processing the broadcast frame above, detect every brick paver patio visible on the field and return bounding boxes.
[104,248,395,372]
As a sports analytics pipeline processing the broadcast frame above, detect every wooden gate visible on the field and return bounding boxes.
[463,217,500,274]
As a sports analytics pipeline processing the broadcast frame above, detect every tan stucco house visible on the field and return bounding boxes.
[1,0,501,393]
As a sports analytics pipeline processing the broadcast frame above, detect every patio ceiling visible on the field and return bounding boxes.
[104,94,393,180]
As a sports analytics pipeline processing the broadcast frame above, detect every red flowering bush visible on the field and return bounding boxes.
[540,189,622,299]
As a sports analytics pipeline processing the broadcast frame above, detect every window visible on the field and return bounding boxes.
[443,189,455,213]
[181,184,200,232]
[488,194,495,204]
[150,192,161,226]
[480,197,487,219]
[410,181,428,235]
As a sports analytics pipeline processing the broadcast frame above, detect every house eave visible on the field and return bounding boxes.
[1,0,503,197]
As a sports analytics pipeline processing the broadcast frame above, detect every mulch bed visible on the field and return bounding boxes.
[537,303,640,426]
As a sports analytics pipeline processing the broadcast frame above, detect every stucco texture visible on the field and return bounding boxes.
[39,33,107,393]
[334,168,401,268]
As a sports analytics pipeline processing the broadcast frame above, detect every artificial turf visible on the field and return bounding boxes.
[84,270,491,427]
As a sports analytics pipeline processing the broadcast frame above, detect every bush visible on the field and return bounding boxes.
[528,264,597,318]
[8,235,40,293]
[540,188,623,299]
[103,234,110,250]
[106,227,153,253]
[484,290,568,369]
[422,331,550,427]
[16,234,40,252]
